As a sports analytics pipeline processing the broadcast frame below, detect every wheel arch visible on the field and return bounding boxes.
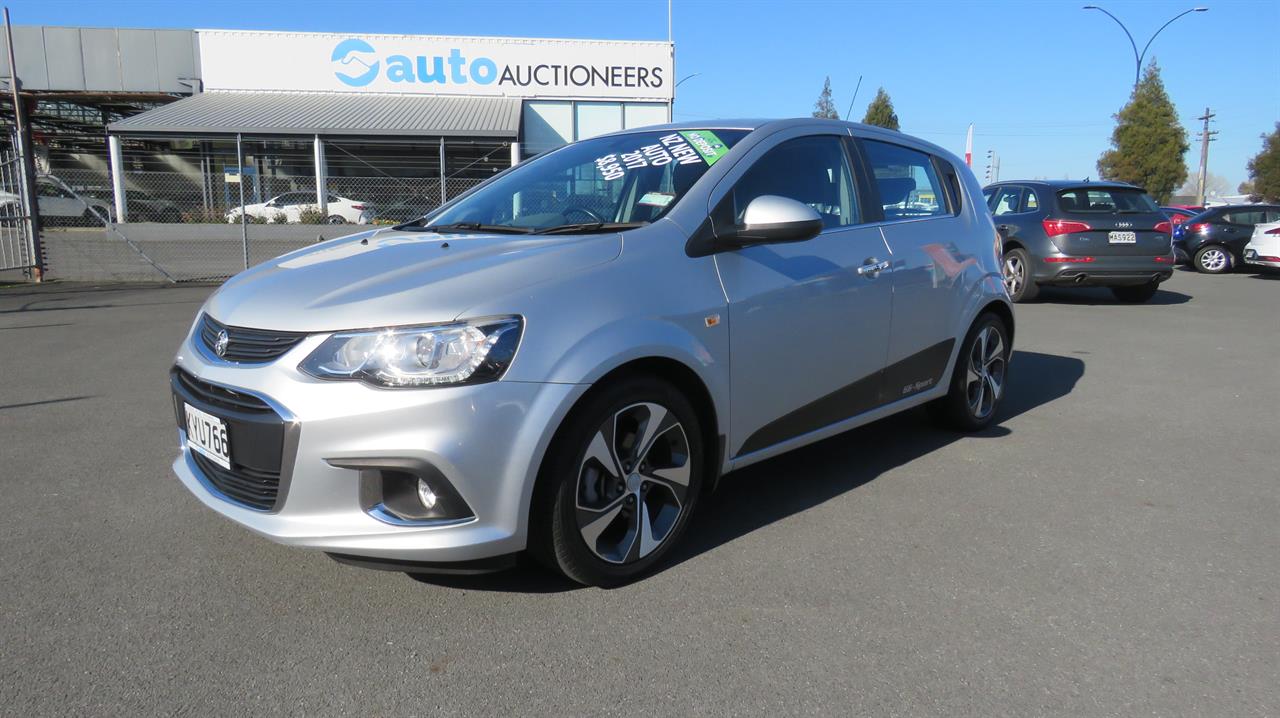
[528,355,725,543]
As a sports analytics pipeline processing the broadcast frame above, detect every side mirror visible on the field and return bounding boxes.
[722,195,823,247]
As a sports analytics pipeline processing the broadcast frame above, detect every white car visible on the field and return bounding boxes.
[1242,221,1280,269]
[0,180,114,225]
[226,191,373,225]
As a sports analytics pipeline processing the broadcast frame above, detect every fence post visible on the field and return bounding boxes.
[4,8,42,280]
[313,135,327,216]
[439,137,446,206]
[236,132,248,270]
[108,134,128,223]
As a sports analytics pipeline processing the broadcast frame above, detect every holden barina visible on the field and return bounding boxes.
[171,119,1013,586]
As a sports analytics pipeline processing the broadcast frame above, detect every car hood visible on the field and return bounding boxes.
[204,228,623,332]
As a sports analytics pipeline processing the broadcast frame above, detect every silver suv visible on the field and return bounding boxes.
[170,119,1013,586]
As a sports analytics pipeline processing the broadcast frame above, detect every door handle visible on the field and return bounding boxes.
[857,258,891,277]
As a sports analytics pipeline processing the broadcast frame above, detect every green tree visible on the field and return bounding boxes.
[1096,60,1188,203]
[812,76,839,119]
[862,88,900,131]
[1244,122,1280,202]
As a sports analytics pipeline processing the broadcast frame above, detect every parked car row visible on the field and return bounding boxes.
[225,191,375,225]
[984,179,1279,301]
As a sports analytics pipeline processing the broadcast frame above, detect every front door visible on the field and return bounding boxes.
[713,133,894,458]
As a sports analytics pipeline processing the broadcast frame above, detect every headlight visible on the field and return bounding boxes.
[299,316,522,388]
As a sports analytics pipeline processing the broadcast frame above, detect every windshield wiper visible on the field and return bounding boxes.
[532,221,649,235]
[403,222,534,234]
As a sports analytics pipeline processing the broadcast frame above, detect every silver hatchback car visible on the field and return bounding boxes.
[171,118,1013,586]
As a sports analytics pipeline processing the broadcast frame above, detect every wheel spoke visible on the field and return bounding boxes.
[637,500,661,558]
[577,496,625,550]
[584,429,621,480]
[985,332,1004,367]
[632,404,671,466]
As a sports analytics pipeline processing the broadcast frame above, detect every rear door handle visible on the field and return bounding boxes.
[857,258,891,277]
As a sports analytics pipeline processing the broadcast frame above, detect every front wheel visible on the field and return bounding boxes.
[1194,245,1232,274]
[325,215,347,225]
[532,377,704,587]
[928,313,1010,431]
[1002,247,1039,302]
[1110,283,1159,303]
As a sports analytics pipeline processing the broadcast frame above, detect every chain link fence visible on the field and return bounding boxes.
[27,136,504,282]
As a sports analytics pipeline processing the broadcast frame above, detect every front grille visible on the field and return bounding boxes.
[190,452,280,511]
[171,368,287,512]
[172,367,273,415]
[199,313,307,363]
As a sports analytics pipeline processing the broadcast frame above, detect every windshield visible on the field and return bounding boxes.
[1057,187,1158,214]
[420,129,749,234]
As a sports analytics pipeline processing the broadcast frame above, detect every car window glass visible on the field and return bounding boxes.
[983,187,996,210]
[429,129,749,231]
[1023,188,1039,211]
[731,134,859,229]
[992,187,1021,216]
[862,140,948,220]
[1226,210,1263,225]
[1056,187,1157,213]
[37,183,62,197]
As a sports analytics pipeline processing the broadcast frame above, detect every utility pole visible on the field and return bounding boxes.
[1195,107,1217,206]
[985,149,1000,184]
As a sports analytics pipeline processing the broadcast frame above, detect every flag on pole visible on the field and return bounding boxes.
[964,123,974,167]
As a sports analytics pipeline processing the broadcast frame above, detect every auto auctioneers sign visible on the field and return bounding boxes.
[198,30,674,101]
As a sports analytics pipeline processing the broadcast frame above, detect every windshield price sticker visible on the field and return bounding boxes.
[593,130,730,181]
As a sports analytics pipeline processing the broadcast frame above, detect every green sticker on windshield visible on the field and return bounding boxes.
[678,130,730,166]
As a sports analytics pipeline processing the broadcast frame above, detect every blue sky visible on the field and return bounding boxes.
[10,0,1279,191]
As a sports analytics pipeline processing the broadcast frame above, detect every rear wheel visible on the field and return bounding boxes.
[1002,247,1038,302]
[1194,245,1232,274]
[928,313,1010,431]
[1110,283,1159,303]
[532,377,704,587]
[325,215,346,225]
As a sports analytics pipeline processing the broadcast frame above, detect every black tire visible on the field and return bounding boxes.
[1193,245,1233,274]
[530,376,704,587]
[1110,283,1159,303]
[928,313,1010,432]
[1002,247,1039,302]
[325,215,347,225]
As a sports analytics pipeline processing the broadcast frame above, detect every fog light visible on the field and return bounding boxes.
[417,478,438,510]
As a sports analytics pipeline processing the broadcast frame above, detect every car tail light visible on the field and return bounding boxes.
[351,204,368,210]
[1154,256,1174,263]
[1266,227,1280,235]
[1042,218,1092,237]
[1153,221,1172,234]
[1190,222,1211,233]
[1044,256,1094,263]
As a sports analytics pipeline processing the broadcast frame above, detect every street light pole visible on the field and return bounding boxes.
[1082,5,1208,88]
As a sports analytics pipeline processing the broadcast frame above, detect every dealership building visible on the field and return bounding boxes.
[1,26,674,222]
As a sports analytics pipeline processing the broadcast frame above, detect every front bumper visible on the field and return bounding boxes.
[1034,253,1175,287]
[170,330,585,565]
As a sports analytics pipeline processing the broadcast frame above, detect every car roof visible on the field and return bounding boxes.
[987,179,1141,190]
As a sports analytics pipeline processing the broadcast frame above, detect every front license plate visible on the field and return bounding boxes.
[184,403,231,469]
[1108,231,1136,244]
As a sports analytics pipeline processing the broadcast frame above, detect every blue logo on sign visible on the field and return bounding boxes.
[332,39,379,87]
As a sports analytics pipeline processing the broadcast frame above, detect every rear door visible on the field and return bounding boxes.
[1050,186,1169,256]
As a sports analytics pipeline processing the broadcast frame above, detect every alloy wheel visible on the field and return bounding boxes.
[1002,254,1024,297]
[1199,247,1228,272]
[575,402,690,564]
[965,325,1006,420]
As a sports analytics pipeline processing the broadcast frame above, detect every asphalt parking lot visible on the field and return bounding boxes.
[2,269,1277,716]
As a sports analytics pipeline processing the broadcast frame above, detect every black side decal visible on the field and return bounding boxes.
[735,338,956,457]
[878,338,955,406]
